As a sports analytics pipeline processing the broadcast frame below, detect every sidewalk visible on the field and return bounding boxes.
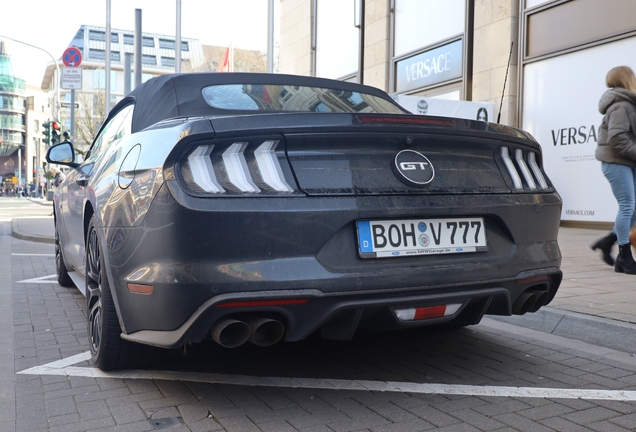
[10,215,636,352]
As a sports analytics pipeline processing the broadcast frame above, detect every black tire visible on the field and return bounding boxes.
[55,220,74,288]
[86,216,153,370]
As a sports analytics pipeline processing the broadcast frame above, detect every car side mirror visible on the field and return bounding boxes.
[46,142,79,168]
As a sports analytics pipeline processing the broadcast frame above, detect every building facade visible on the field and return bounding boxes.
[0,41,26,191]
[279,0,636,224]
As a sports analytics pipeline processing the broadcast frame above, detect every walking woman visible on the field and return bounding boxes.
[593,66,636,274]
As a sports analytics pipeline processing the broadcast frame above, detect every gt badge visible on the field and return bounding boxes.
[393,150,435,186]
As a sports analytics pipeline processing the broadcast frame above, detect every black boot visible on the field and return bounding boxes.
[615,244,636,274]
[591,232,617,266]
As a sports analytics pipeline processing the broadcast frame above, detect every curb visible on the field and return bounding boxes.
[489,307,636,355]
[10,219,55,245]
[26,197,53,206]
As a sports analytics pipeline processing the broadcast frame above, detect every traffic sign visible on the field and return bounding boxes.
[62,47,82,67]
[61,68,82,90]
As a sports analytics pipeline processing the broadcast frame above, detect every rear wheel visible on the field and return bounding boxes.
[86,216,153,370]
[54,221,73,288]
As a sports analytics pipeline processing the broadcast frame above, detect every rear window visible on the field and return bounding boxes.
[201,84,405,114]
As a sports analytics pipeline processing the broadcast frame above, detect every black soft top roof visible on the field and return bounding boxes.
[114,72,402,133]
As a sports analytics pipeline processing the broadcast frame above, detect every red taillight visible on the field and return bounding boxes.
[215,298,309,308]
[356,115,454,127]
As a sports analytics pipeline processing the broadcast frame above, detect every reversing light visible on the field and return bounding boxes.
[395,303,462,321]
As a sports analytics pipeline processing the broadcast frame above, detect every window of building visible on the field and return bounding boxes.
[315,0,359,80]
[74,29,84,40]
[181,41,189,52]
[161,57,175,67]
[111,51,121,62]
[142,55,157,65]
[89,49,105,60]
[111,33,119,43]
[93,69,118,92]
[159,38,175,49]
[34,120,39,132]
[124,34,134,45]
[142,37,155,47]
[89,30,106,41]
[394,0,465,57]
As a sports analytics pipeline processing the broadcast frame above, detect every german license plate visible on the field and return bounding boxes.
[357,217,487,258]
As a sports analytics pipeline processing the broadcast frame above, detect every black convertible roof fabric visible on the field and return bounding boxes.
[114,72,399,133]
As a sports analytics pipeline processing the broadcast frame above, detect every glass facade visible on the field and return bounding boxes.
[0,49,26,156]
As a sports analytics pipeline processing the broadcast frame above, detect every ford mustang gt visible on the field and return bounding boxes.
[47,73,562,370]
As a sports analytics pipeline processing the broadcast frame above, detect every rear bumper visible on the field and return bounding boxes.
[121,267,562,348]
[104,181,562,346]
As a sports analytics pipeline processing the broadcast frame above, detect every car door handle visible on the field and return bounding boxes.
[76,176,88,187]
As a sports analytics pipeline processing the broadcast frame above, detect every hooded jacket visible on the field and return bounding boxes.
[596,87,636,166]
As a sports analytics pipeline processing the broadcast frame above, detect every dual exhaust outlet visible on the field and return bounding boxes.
[512,289,549,315]
[210,317,285,348]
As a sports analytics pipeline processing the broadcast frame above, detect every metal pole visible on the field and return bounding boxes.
[357,0,365,85]
[17,148,21,197]
[135,9,142,88]
[105,0,111,116]
[70,89,75,141]
[0,34,61,121]
[124,53,132,95]
[176,0,182,73]
[267,0,274,73]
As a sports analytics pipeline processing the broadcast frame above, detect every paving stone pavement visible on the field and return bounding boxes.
[5,222,636,431]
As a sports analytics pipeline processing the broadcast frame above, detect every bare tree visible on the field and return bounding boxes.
[73,90,106,154]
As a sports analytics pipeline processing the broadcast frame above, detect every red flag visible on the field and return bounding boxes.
[217,43,233,72]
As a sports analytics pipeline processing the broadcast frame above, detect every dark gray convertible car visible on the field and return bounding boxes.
[47,73,562,370]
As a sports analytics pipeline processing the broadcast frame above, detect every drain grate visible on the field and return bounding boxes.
[150,417,182,429]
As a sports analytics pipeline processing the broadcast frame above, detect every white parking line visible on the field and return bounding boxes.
[17,351,636,401]
[17,274,58,283]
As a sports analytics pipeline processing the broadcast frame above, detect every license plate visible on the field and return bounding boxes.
[357,217,487,258]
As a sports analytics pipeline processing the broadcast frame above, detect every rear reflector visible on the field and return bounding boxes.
[395,303,462,321]
[127,283,154,295]
[216,298,309,308]
[517,274,549,285]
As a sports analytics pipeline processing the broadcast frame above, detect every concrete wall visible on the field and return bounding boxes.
[472,0,519,126]
[279,0,312,76]
[362,0,390,92]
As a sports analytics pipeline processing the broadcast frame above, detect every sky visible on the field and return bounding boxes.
[0,0,274,87]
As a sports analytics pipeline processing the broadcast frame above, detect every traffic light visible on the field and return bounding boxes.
[42,121,51,144]
[51,121,61,144]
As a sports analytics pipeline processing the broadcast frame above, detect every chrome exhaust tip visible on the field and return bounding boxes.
[247,317,285,347]
[210,319,251,348]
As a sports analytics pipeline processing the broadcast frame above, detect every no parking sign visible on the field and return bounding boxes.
[62,47,82,67]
